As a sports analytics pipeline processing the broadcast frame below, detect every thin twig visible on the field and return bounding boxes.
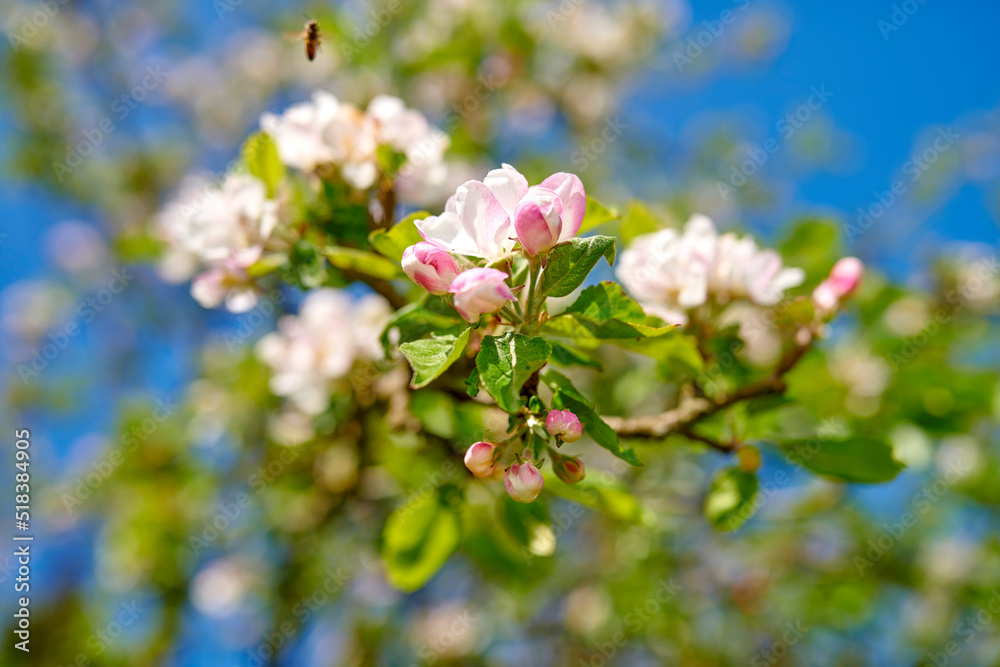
[603,334,812,444]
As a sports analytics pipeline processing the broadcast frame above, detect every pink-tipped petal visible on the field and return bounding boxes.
[540,172,586,241]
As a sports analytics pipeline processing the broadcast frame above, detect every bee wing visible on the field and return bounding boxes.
[283,30,307,42]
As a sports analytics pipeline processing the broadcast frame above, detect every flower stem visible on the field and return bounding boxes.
[524,255,541,334]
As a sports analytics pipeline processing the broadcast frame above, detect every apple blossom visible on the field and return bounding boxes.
[449,268,516,322]
[155,173,282,312]
[545,409,583,443]
[505,460,544,503]
[513,187,564,255]
[552,454,586,485]
[813,257,864,313]
[260,91,447,195]
[402,242,463,294]
[538,172,586,242]
[414,165,586,261]
[618,214,805,324]
[257,290,391,415]
[191,259,260,313]
[464,442,500,478]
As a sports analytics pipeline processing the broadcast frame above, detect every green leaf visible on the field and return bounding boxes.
[399,329,471,388]
[324,246,403,280]
[778,218,841,285]
[285,239,327,289]
[382,488,461,592]
[542,370,642,466]
[549,340,603,370]
[543,474,653,525]
[613,333,704,378]
[577,196,618,234]
[781,436,904,484]
[246,253,287,278]
[242,132,285,198]
[476,332,552,413]
[368,210,428,262]
[496,495,554,557]
[705,467,759,532]
[543,282,677,339]
[380,296,465,354]
[620,200,659,242]
[464,367,480,397]
[540,236,617,298]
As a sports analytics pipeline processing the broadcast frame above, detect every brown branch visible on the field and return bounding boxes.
[603,334,813,446]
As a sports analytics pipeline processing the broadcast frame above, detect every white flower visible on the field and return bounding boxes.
[617,215,804,324]
[414,164,585,263]
[257,290,391,415]
[260,91,450,196]
[156,173,280,312]
[261,90,379,188]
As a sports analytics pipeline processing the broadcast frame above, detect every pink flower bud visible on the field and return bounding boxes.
[449,268,515,322]
[812,257,864,313]
[402,242,461,295]
[539,172,587,241]
[828,257,864,297]
[504,460,544,503]
[545,410,583,443]
[464,441,500,478]
[514,186,564,255]
[552,454,586,485]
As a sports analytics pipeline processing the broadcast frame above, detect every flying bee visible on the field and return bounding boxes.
[287,19,321,61]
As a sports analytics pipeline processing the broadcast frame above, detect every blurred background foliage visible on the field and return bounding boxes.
[1,0,999,665]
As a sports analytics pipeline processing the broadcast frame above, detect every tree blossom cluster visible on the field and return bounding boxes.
[151,89,868,510]
[154,92,451,313]
[156,174,283,312]
[256,289,391,416]
[402,163,586,321]
[261,91,450,197]
[617,214,807,325]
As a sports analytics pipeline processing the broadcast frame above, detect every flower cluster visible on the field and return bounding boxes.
[617,215,806,324]
[155,91,454,312]
[402,164,586,321]
[261,91,449,198]
[156,173,282,312]
[463,408,585,504]
[256,289,390,416]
